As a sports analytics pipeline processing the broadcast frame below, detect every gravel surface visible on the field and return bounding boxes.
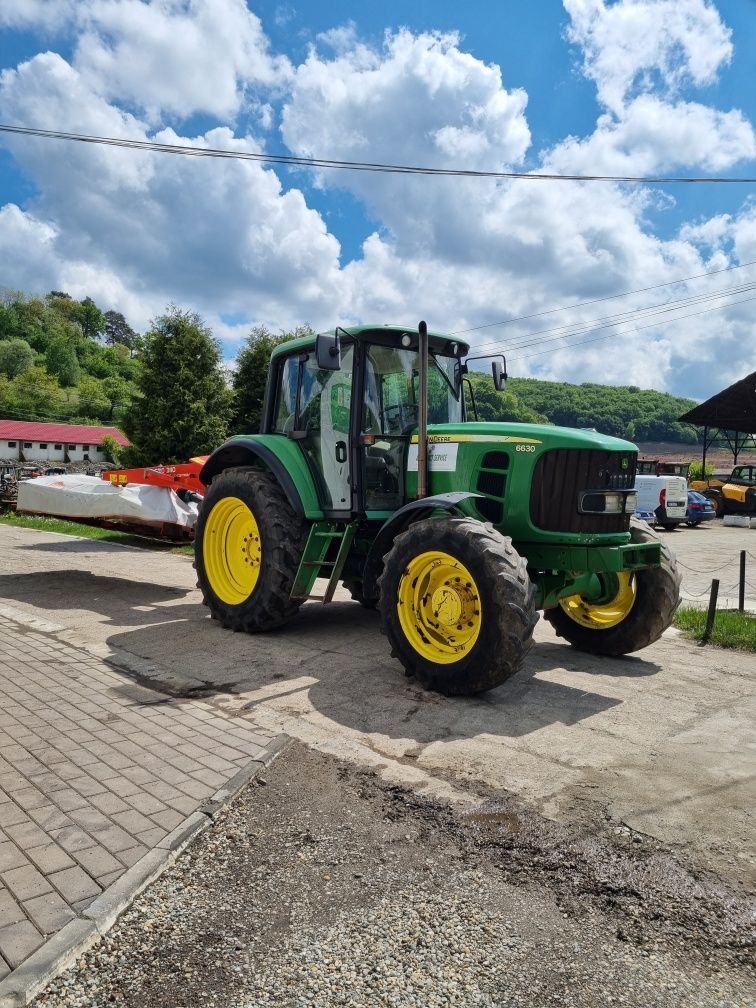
[34,743,754,1008]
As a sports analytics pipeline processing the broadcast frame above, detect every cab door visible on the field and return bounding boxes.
[272,346,354,512]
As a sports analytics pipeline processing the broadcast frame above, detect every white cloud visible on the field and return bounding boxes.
[73,0,291,122]
[731,202,756,264]
[564,0,733,115]
[0,52,342,333]
[0,1,77,30]
[1,1,291,123]
[282,28,530,174]
[548,95,755,176]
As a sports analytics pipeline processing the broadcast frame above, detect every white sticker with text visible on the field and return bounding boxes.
[406,442,459,472]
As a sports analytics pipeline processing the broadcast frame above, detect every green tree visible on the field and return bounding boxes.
[8,366,64,418]
[100,434,123,465]
[45,337,80,387]
[464,372,549,424]
[122,306,232,464]
[688,461,715,480]
[76,376,111,421]
[104,310,138,352]
[0,338,35,378]
[230,324,312,434]
[75,296,106,341]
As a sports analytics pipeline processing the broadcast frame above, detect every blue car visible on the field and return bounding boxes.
[686,490,717,527]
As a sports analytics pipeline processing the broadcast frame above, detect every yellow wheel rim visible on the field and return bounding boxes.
[559,572,636,629]
[397,551,482,664]
[203,496,262,606]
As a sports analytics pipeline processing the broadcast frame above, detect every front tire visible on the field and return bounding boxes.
[378,518,538,696]
[544,518,681,656]
[195,468,307,632]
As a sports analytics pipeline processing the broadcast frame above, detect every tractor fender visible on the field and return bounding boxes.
[199,437,324,519]
[361,492,481,602]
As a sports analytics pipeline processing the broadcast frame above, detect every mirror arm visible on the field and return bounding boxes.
[462,375,478,422]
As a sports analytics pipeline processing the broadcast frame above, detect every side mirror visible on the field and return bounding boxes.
[316,331,341,370]
[492,357,507,391]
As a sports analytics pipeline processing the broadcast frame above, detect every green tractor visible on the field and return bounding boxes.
[194,322,680,696]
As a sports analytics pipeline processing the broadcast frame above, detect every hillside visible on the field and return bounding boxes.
[507,377,700,444]
[0,290,140,429]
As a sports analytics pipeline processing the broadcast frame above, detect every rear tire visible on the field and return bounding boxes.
[544,518,680,656]
[378,517,538,696]
[195,468,307,631]
[704,491,724,517]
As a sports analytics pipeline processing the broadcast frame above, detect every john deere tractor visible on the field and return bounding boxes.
[194,323,680,696]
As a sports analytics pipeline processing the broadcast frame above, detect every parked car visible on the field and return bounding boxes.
[633,508,657,526]
[686,489,717,527]
[634,474,688,529]
[44,467,66,476]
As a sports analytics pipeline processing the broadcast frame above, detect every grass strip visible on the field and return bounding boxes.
[0,511,195,556]
[674,604,756,651]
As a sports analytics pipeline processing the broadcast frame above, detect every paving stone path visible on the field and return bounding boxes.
[0,611,275,1001]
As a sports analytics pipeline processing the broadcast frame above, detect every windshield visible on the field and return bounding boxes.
[363,344,463,434]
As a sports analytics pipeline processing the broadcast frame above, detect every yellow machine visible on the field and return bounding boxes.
[689,464,756,516]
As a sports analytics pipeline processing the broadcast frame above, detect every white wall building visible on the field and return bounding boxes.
[0,421,130,464]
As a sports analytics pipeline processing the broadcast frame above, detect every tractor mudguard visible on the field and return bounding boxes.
[199,436,324,519]
[361,492,480,602]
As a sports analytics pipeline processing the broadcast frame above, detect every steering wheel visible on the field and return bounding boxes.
[382,403,417,433]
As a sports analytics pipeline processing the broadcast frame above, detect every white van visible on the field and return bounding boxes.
[634,474,688,529]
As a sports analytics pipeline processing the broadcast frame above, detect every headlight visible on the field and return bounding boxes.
[579,490,637,514]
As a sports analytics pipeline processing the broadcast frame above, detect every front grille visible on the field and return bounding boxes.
[530,448,637,533]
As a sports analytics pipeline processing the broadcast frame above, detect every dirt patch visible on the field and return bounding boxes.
[36,743,754,1008]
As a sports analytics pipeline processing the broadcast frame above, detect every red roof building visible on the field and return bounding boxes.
[0,420,130,464]
[0,421,130,446]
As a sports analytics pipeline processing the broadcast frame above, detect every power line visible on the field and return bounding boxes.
[473,279,756,357]
[2,124,756,185]
[508,293,756,362]
[451,259,756,337]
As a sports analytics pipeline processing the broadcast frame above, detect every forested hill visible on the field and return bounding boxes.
[0,290,140,426]
[507,378,700,444]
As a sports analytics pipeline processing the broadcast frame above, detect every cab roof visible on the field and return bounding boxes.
[270,324,470,361]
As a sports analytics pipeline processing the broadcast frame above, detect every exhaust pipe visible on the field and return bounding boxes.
[417,320,429,500]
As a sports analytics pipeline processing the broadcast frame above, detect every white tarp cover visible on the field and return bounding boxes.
[17,474,198,528]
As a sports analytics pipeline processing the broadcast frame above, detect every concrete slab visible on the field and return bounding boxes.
[0,522,754,897]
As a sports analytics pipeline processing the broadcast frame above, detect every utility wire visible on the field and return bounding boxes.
[451,259,756,336]
[507,293,756,361]
[2,124,756,185]
[473,280,756,357]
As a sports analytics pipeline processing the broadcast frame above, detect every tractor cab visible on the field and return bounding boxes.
[262,325,481,516]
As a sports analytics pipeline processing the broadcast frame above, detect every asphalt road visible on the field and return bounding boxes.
[1,521,753,895]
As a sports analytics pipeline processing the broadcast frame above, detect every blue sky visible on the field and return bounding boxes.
[0,0,754,400]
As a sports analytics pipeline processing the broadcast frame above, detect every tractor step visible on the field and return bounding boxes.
[291,521,358,603]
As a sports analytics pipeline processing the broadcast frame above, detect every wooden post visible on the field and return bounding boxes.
[701,578,719,645]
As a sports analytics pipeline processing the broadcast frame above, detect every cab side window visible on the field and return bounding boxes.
[273,357,299,433]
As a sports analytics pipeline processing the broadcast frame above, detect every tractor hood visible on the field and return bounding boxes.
[405,422,639,547]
